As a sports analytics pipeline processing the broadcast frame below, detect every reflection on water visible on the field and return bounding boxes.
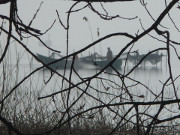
[1,61,180,128]
[0,61,178,99]
[0,62,171,92]
[0,63,168,103]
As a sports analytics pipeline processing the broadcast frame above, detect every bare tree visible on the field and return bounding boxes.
[0,0,180,135]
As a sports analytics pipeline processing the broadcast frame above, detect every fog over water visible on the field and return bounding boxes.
[4,58,177,115]
[2,0,180,56]
[3,56,178,96]
[1,1,180,130]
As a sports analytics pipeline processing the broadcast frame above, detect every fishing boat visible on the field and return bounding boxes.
[122,52,164,67]
[36,53,81,70]
[80,53,122,70]
[139,53,164,65]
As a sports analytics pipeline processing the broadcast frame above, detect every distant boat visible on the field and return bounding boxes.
[122,52,164,66]
[36,53,81,70]
[139,53,163,65]
[80,53,122,70]
[36,52,122,70]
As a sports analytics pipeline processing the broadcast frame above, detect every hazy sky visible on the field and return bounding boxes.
[1,0,180,61]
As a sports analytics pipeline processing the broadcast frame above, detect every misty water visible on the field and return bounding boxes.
[19,56,178,97]
[1,56,180,126]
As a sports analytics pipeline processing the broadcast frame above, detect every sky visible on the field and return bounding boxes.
[1,0,180,65]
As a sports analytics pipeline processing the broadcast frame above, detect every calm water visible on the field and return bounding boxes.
[1,57,180,126]
[1,61,175,102]
[1,57,179,98]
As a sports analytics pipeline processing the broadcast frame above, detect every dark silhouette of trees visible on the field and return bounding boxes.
[1,0,180,135]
